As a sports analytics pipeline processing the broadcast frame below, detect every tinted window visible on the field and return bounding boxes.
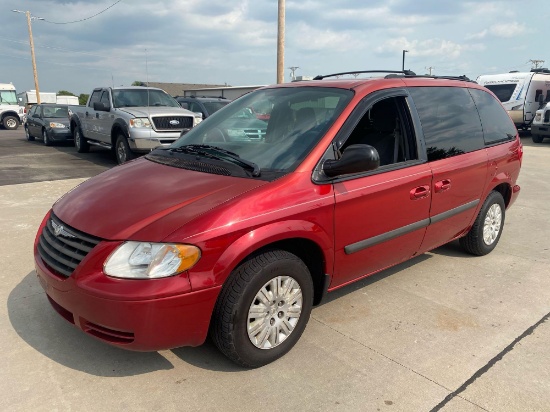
[484,84,517,102]
[409,87,484,161]
[100,91,110,105]
[88,90,101,107]
[469,89,517,145]
[28,105,37,117]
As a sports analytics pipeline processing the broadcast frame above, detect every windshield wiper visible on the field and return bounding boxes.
[180,144,261,177]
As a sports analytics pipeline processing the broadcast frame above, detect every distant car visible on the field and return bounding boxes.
[24,104,71,146]
[176,96,230,118]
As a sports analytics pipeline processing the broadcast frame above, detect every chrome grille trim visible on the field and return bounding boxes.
[37,213,101,277]
[152,116,194,131]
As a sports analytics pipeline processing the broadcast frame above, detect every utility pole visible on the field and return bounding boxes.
[277,0,285,84]
[425,66,435,76]
[529,59,545,69]
[288,66,299,81]
[13,10,44,103]
[402,50,408,71]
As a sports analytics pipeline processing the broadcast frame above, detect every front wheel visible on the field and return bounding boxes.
[3,116,19,130]
[459,191,505,256]
[211,250,313,368]
[74,127,89,153]
[532,134,544,143]
[115,134,136,164]
[43,129,52,146]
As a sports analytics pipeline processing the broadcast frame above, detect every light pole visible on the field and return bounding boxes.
[277,0,285,84]
[402,50,408,72]
[13,10,44,103]
[288,66,299,81]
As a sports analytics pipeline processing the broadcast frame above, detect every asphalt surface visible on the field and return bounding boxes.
[1,127,549,411]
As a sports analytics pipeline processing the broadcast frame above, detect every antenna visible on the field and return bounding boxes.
[111,73,114,88]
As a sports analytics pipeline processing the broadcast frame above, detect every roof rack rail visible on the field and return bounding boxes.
[313,70,416,80]
[405,74,474,82]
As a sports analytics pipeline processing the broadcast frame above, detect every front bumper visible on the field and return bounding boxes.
[48,127,73,141]
[531,124,550,137]
[128,129,188,152]
[34,244,220,351]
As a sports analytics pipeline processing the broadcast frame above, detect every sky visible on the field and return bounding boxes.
[1,0,548,96]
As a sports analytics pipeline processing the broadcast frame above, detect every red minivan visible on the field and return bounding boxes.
[34,71,522,367]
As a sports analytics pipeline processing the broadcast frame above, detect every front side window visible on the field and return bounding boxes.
[154,87,353,178]
[409,87,484,161]
[469,89,517,145]
[0,90,17,105]
[339,96,418,167]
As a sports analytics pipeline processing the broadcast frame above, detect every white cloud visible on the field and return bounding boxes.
[375,38,463,59]
[489,22,526,38]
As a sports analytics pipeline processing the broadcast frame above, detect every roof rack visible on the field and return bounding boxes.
[313,70,416,80]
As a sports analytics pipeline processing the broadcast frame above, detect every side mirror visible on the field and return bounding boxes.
[322,144,380,178]
[93,102,110,112]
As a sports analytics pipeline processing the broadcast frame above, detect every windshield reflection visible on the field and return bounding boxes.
[173,87,353,172]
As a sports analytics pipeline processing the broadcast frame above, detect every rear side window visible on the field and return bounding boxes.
[88,90,101,108]
[469,89,517,145]
[409,87,484,162]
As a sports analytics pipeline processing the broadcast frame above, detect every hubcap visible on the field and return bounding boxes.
[6,118,16,128]
[247,276,303,349]
[117,141,126,163]
[483,203,502,245]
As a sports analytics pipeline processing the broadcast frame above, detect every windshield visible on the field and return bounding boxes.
[0,90,17,105]
[113,89,181,108]
[484,84,518,103]
[42,105,69,118]
[171,86,353,174]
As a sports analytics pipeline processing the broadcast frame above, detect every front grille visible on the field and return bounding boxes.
[243,128,267,140]
[152,116,194,131]
[37,213,101,277]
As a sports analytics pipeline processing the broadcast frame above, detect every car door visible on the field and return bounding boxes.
[329,91,433,289]
[95,90,113,143]
[408,86,489,253]
[84,89,102,140]
[29,105,42,137]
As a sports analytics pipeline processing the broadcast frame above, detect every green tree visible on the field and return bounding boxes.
[57,90,76,96]
[78,93,89,105]
[132,81,146,86]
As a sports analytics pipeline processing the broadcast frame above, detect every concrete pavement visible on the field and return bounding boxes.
[1,129,549,411]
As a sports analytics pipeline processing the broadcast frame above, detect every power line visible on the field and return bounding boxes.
[42,0,123,24]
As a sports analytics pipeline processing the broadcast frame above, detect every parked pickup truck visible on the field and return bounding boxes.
[69,86,201,164]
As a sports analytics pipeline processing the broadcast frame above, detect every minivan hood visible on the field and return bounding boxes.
[53,159,267,240]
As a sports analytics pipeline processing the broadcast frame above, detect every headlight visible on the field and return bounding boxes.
[193,116,202,127]
[49,122,66,129]
[129,118,152,128]
[511,105,523,111]
[104,241,201,279]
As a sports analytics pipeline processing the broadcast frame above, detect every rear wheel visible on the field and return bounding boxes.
[459,191,505,256]
[115,134,135,164]
[25,126,35,141]
[43,129,52,146]
[3,116,19,130]
[532,134,544,143]
[211,250,313,368]
[74,127,89,153]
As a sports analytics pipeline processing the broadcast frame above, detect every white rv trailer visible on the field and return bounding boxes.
[477,69,550,129]
[17,90,57,109]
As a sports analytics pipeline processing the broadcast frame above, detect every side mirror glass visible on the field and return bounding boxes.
[93,102,110,112]
[322,144,380,178]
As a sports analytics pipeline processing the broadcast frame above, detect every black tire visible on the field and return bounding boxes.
[115,134,136,164]
[74,127,89,153]
[25,126,35,141]
[43,129,52,146]
[3,115,19,130]
[532,134,544,143]
[211,250,313,368]
[459,191,505,256]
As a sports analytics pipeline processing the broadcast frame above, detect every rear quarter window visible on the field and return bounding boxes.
[469,89,518,145]
[409,86,484,161]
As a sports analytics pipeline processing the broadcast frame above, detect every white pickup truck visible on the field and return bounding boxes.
[69,86,201,164]
[531,101,550,143]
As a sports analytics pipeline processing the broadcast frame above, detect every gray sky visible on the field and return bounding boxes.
[2,0,548,95]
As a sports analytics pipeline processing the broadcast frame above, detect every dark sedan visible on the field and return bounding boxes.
[24,104,72,145]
